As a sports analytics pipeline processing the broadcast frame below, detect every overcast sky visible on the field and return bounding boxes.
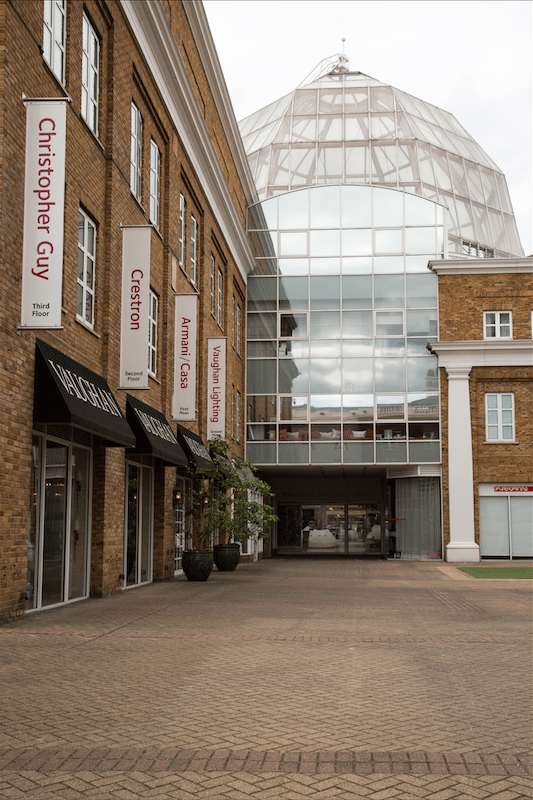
[204,0,532,255]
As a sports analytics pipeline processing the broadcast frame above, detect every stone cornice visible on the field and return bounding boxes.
[120,0,253,282]
[429,339,533,369]
[428,257,532,275]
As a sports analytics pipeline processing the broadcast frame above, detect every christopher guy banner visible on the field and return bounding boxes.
[119,226,151,389]
[173,294,197,420]
[207,338,226,441]
[20,99,68,328]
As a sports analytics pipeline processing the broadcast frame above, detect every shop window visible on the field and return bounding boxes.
[236,391,241,442]
[148,289,158,377]
[130,102,143,200]
[485,393,514,441]
[43,0,65,83]
[149,140,160,227]
[179,194,185,269]
[236,302,242,355]
[190,215,198,285]
[81,13,99,134]
[210,256,215,315]
[77,209,96,327]
[484,311,512,339]
[124,462,153,587]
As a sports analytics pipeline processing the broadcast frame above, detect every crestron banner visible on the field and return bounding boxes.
[119,226,151,389]
[207,338,226,440]
[173,294,197,420]
[20,99,68,328]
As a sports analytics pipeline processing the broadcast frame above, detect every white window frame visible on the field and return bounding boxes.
[81,13,99,134]
[77,209,96,328]
[210,256,215,315]
[236,302,242,356]
[130,102,143,200]
[178,194,185,269]
[148,289,158,377]
[484,311,512,340]
[149,140,160,227]
[236,390,241,442]
[190,216,198,285]
[217,268,223,326]
[485,393,515,442]
[231,384,235,439]
[43,0,66,83]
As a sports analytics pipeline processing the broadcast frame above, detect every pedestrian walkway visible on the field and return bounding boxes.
[0,558,531,799]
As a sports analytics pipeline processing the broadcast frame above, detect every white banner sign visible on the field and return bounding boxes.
[119,227,151,389]
[173,295,197,420]
[207,338,226,441]
[20,99,67,328]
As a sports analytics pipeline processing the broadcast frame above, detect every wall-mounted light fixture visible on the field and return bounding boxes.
[173,486,183,508]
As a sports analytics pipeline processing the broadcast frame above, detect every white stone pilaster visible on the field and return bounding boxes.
[445,366,480,562]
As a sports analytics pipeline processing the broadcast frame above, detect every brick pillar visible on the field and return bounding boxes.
[152,465,176,581]
[90,445,126,596]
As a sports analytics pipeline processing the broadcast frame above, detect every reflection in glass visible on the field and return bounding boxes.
[342,310,372,338]
[279,339,309,357]
[309,258,341,275]
[278,189,309,228]
[279,396,309,421]
[408,357,438,392]
[280,313,307,338]
[374,274,404,308]
[311,442,341,463]
[373,256,404,273]
[407,393,439,420]
[377,395,405,419]
[376,311,403,335]
[343,441,374,463]
[376,441,407,462]
[342,394,374,421]
[248,341,277,358]
[342,275,372,308]
[375,229,402,254]
[247,395,277,422]
[342,256,373,274]
[310,359,341,393]
[310,395,342,421]
[375,338,405,355]
[376,423,406,439]
[407,337,435,355]
[406,273,437,307]
[409,441,440,462]
[279,277,308,310]
[342,229,372,255]
[280,231,307,256]
[28,437,41,610]
[343,358,373,392]
[341,185,372,228]
[247,277,277,310]
[69,447,89,600]
[373,187,403,226]
[42,441,67,606]
[279,359,309,393]
[278,442,309,463]
[375,357,405,392]
[247,423,276,441]
[247,312,276,339]
[310,276,340,309]
[310,229,340,256]
[279,258,309,275]
[407,309,438,337]
[310,184,339,227]
[310,311,340,339]
[246,442,276,464]
[310,340,341,358]
[342,339,373,356]
[405,227,437,254]
[247,360,277,393]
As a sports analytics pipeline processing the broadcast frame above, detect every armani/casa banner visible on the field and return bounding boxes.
[20,99,68,328]
[207,338,226,441]
[173,294,197,420]
[119,226,151,389]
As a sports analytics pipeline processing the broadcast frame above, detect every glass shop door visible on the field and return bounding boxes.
[278,503,383,555]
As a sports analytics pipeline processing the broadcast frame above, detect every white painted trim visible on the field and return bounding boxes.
[429,339,533,368]
[120,0,253,283]
[428,256,532,275]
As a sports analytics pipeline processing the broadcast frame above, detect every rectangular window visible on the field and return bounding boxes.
[43,0,65,83]
[484,311,512,339]
[217,268,223,326]
[236,303,242,355]
[149,140,160,227]
[148,289,158,377]
[77,210,96,327]
[232,295,236,347]
[210,256,215,315]
[485,393,514,441]
[81,14,99,134]
[231,385,235,439]
[178,194,185,268]
[190,216,198,285]
[130,102,142,200]
[236,391,241,442]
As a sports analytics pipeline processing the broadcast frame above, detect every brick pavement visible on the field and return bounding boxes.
[0,558,531,798]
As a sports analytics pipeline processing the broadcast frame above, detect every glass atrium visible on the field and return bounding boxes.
[241,63,523,558]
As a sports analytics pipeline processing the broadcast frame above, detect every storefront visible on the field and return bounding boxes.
[479,484,533,559]
[28,340,136,611]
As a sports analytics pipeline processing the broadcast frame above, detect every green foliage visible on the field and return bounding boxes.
[187,438,278,548]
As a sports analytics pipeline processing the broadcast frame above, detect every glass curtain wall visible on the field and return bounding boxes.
[247,185,441,467]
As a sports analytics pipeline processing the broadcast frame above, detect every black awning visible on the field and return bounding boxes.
[175,424,212,468]
[126,395,188,466]
[33,339,136,447]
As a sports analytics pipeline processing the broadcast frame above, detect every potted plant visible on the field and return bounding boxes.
[187,438,277,574]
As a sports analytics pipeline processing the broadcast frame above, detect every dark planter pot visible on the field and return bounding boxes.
[213,543,241,572]
[182,550,214,582]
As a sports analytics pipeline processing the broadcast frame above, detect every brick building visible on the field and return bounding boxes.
[0,0,256,622]
[429,258,533,561]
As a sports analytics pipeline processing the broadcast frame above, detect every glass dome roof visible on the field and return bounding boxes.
[240,70,523,257]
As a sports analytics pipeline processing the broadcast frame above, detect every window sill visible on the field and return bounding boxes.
[484,440,518,444]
